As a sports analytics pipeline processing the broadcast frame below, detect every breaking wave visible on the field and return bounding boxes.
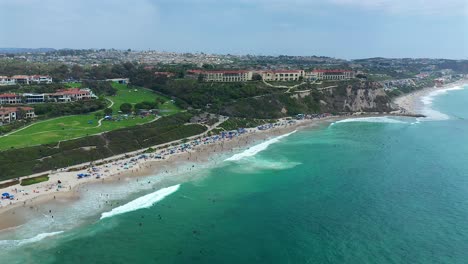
[225,131,297,161]
[332,116,407,125]
[420,85,465,121]
[231,159,302,174]
[0,231,64,248]
[100,184,180,220]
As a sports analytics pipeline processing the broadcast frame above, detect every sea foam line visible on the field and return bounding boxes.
[225,130,297,161]
[0,231,64,248]
[100,184,180,220]
[420,85,466,121]
[332,116,407,125]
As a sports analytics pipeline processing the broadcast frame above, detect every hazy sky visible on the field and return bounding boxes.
[0,0,467,59]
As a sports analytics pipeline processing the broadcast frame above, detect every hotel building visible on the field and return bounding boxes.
[308,70,355,80]
[261,70,305,81]
[202,70,253,82]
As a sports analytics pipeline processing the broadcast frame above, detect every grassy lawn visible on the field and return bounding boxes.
[0,84,181,150]
[64,82,82,88]
[109,83,179,115]
[20,175,49,186]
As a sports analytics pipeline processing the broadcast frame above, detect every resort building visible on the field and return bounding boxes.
[0,88,97,105]
[308,70,355,80]
[0,93,23,105]
[201,70,253,82]
[261,70,305,82]
[0,76,15,86]
[30,75,53,84]
[0,75,53,85]
[23,93,47,104]
[0,106,35,125]
[186,69,356,82]
[48,88,95,102]
[11,75,31,84]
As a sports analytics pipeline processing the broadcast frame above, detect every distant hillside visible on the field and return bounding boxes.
[0,48,56,54]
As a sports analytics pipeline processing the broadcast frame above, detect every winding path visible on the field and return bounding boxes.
[96,98,114,127]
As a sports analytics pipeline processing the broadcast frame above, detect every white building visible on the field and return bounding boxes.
[0,75,53,85]
[48,88,94,103]
[0,76,16,86]
[308,70,354,80]
[0,106,35,125]
[0,94,23,105]
[23,93,47,103]
[202,70,253,82]
[262,70,305,81]
[30,75,53,84]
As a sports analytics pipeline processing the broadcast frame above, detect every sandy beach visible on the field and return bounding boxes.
[393,78,468,115]
[0,115,341,230]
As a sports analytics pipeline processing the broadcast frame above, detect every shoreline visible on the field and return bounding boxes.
[0,115,342,231]
[3,78,465,231]
[393,78,468,115]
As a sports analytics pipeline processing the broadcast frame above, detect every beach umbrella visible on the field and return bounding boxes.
[2,193,10,197]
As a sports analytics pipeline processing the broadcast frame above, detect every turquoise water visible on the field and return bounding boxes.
[2,86,468,263]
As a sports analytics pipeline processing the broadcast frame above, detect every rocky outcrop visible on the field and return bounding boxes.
[321,81,393,113]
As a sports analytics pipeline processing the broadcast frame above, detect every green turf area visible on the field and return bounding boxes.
[109,83,179,115]
[0,84,181,150]
[64,82,82,88]
[20,175,49,186]
[0,114,155,150]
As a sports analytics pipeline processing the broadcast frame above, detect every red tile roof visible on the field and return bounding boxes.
[187,70,204,74]
[187,70,249,74]
[52,88,90,96]
[0,93,20,98]
[312,69,353,73]
[204,70,250,74]
[0,106,33,114]
[272,70,303,73]
[11,75,30,79]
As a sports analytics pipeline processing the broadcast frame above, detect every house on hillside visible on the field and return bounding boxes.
[0,76,16,86]
[48,88,93,102]
[23,93,47,103]
[11,75,31,84]
[30,75,53,84]
[0,93,23,105]
[0,106,35,125]
[0,75,53,86]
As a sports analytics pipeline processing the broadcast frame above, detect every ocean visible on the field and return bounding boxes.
[1,85,468,263]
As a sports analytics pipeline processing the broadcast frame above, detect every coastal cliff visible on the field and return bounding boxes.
[220,81,394,118]
[323,81,393,113]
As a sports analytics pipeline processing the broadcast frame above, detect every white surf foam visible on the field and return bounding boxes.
[0,231,64,248]
[100,184,180,220]
[231,159,302,174]
[420,85,465,121]
[333,116,407,125]
[225,130,297,161]
[17,231,64,246]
